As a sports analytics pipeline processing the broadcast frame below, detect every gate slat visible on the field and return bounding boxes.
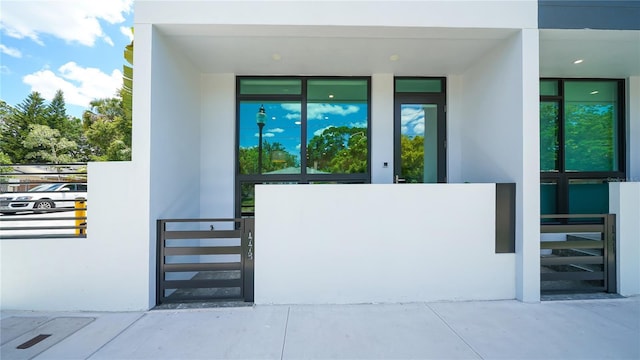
[165,230,241,239]
[163,263,242,272]
[164,246,241,256]
[540,256,604,266]
[540,240,604,250]
[541,271,605,281]
[163,279,242,289]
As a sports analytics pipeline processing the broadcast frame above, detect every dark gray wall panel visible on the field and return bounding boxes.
[539,1,640,30]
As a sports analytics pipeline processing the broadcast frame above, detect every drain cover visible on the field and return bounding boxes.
[1,317,94,360]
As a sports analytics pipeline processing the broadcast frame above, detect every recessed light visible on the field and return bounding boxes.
[271,116,277,120]
[390,54,400,61]
[590,90,599,95]
[328,94,334,99]
[272,54,281,61]
[573,59,584,64]
[294,121,301,125]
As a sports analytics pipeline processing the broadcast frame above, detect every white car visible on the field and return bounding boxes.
[0,183,87,214]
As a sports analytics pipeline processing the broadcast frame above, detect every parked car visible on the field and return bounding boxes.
[0,183,87,214]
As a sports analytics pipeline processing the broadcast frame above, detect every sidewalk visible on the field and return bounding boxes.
[2,297,639,360]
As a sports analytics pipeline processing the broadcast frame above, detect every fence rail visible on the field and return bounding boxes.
[0,163,87,239]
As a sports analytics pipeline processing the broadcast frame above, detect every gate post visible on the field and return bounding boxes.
[605,214,617,293]
[242,218,255,302]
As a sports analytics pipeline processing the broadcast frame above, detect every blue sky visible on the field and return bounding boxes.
[0,0,134,118]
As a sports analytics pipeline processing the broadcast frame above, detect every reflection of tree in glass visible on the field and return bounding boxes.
[401,135,424,183]
[307,126,367,174]
[565,104,615,171]
[540,102,559,171]
[238,142,298,174]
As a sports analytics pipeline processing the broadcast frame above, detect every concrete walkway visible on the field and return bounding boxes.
[2,297,639,359]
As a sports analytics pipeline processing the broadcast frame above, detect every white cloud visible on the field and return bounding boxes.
[400,106,425,135]
[314,126,336,137]
[255,133,275,138]
[120,26,134,42]
[0,44,22,58]
[23,61,122,107]
[308,104,360,120]
[0,0,133,46]
[267,128,285,133]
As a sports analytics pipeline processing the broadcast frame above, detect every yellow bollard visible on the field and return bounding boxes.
[75,197,87,235]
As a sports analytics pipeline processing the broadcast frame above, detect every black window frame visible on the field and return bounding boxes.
[540,78,626,215]
[235,76,372,217]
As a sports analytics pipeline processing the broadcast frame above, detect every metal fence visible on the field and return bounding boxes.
[0,163,87,239]
[540,214,616,294]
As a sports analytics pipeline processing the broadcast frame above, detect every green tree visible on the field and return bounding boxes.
[400,135,424,183]
[82,94,131,161]
[1,92,48,163]
[307,126,367,173]
[238,142,297,174]
[565,104,615,171]
[23,124,78,163]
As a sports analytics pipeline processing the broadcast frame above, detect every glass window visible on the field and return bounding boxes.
[395,78,442,93]
[239,78,301,95]
[238,101,301,174]
[306,79,368,174]
[540,101,559,172]
[564,81,619,172]
[540,80,558,96]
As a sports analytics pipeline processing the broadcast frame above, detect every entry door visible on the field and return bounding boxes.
[394,94,446,183]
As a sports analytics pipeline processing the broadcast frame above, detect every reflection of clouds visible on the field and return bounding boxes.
[349,121,367,128]
[255,133,275,138]
[313,125,335,137]
[308,104,360,120]
[296,144,301,150]
[401,106,424,135]
[283,103,360,120]
[267,128,284,133]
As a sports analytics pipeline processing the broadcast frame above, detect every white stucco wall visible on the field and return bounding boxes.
[0,162,150,311]
[137,1,537,29]
[609,182,640,296]
[200,74,236,218]
[371,74,395,184]
[255,183,516,304]
[459,30,540,302]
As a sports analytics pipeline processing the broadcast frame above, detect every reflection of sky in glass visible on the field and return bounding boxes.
[239,101,368,157]
[401,105,425,137]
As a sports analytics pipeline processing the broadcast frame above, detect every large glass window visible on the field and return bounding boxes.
[236,77,370,216]
[540,79,625,215]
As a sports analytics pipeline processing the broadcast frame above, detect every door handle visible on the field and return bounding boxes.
[395,175,406,184]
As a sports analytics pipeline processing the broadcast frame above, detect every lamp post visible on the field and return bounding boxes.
[256,105,266,173]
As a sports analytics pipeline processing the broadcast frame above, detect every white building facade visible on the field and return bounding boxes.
[1,0,639,311]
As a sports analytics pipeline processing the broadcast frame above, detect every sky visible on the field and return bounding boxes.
[0,0,134,118]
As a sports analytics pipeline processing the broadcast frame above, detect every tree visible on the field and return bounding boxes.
[400,135,424,183]
[307,126,367,173]
[238,142,297,174]
[82,94,131,161]
[1,92,48,163]
[23,124,78,163]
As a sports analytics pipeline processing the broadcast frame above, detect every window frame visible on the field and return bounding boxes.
[235,76,372,217]
[540,78,626,214]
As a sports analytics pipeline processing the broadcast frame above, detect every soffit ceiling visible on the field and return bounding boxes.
[156,24,517,76]
[156,25,640,77]
[539,29,640,78]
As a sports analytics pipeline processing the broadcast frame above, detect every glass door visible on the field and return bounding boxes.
[394,94,446,183]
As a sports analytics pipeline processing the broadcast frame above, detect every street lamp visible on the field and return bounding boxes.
[256,104,266,173]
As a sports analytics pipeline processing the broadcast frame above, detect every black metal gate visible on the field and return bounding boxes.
[156,218,254,305]
[540,214,616,294]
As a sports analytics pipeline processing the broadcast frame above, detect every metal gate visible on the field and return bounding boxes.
[156,218,254,305]
[540,214,616,294]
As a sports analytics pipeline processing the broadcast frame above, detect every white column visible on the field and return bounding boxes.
[609,182,640,296]
[371,74,394,184]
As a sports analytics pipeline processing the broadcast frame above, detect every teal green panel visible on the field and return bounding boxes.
[239,78,302,95]
[540,80,558,96]
[540,182,557,215]
[568,180,609,214]
[395,78,443,93]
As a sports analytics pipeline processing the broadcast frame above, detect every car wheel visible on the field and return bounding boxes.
[35,200,54,210]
